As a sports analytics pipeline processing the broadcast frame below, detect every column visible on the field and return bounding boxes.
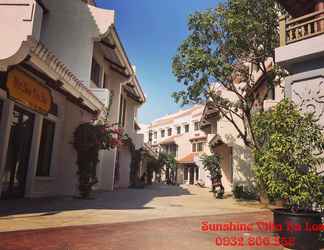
[0,100,13,196]
[315,0,324,31]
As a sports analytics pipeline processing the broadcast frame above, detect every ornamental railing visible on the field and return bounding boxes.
[279,10,324,46]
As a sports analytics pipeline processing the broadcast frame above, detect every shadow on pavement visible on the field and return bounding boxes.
[0,184,192,217]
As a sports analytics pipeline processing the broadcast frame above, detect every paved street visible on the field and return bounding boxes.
[0,184,321,250]
[0,184,264,232]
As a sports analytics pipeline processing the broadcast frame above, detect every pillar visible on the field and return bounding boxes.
[315,0,324,31]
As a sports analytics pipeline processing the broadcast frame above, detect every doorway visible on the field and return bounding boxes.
[189,166,195,184]
[1,106,35,199]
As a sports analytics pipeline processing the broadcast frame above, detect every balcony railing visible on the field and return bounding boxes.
[90,88,112,109]
[280,10,324,46]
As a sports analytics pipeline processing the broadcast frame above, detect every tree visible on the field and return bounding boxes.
[252,100,324,210]
[172,0,284,150]
[159,152,177,184]
[200,154,224,198]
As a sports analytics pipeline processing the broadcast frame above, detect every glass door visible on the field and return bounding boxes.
[1,106,35,199]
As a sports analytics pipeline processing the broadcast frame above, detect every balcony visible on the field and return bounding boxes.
[128,131,144,150]
[280,10,324,46]
[90,88,111,109]
[276,10,324,69]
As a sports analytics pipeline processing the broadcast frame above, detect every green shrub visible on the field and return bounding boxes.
[233,185,258,200]
[201,154,225,198]
[252,99,324,211]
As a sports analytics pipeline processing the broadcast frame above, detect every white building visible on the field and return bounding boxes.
[0,0,145,199]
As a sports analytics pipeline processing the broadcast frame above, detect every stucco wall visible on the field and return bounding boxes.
[216,118,254,188]
[0,1,43,65]
[55,98,94,196]
[26,87,94,197]
[40,0,99,85]
[213,144,233,192]
[284,67,324,174]
[117,146,131,188]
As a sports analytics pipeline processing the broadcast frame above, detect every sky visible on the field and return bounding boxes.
[96,0,219,124]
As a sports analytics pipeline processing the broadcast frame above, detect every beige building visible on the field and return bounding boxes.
[142,105,216,189]
[0,0,145,199]
[200,63,285,192]
[142,62,284,193]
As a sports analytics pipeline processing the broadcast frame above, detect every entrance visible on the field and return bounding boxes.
[189,166,195,184]
[1,106,35,199]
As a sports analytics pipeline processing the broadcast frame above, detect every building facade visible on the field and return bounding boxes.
[142,105,219,189]
[275,0,324,174]
[199,63,285,193]
[0,0,145,199]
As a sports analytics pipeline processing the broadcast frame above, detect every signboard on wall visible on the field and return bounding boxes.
[6,68,52,113]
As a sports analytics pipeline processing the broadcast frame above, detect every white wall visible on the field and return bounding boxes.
[118,146,131,188]
[0,0,43,64]
[40,0,99,85]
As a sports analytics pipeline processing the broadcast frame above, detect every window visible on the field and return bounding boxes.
[91,58,101,87]
[154,131,157,139]
[122,98,126,127]
[192,142,204,152]
[192,143,197,152]
[170,144,177,156]
[161,130,165,138]
[177,126,181,135]
[167,128,172,136]
[103,72,109,89]
[197,142,204,152]
[36,119,55,176]
[194,122,200,131]
[184,124,189,133]
[118,95,127,127]
[149,132,153,142]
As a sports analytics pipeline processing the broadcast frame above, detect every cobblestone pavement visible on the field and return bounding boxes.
[0,184,265,232]
[0,211,286,250]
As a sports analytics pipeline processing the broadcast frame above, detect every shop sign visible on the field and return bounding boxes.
[6,68,52,113]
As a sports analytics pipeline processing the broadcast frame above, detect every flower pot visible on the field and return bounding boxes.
[274,199,286,208]
[273,208,322,250]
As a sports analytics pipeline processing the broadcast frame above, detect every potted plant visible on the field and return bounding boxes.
[253,99,324,249]
[73,121,126,198]
[200,154,224,198]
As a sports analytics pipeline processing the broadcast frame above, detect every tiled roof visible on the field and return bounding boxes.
[159,135,179,145]
[177,153,199,164]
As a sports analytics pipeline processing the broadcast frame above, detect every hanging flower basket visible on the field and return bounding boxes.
[72,122,127,198]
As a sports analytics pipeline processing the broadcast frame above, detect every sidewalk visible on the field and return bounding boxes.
[0,184,265,232]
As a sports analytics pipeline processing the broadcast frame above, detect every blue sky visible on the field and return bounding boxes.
[96,0,218,124]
